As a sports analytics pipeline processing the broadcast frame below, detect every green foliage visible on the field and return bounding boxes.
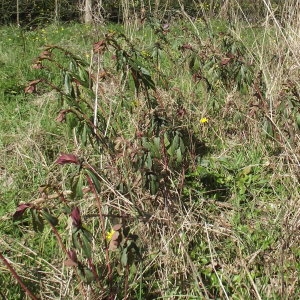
[1,11,300,299]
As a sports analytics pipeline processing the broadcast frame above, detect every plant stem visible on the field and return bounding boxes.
[0,252,39,300]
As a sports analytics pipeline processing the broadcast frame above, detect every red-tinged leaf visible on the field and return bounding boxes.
[162,23,170,30]
[70,207,82,228]
[180,43,193,51]
[112,224,122,231]
[221,57,232,66]
[68,249,77,260]
[109,240,119,251]
[111,231,120,242]
[177,108,186,118]
[67,249,78,264]
[24,79,42,94]
[93,40,106,53]
[39,50,52,60]
[64,258,78,267]
[56,109,71,123]
[56,153,80,165]
[32,61,43,69]
[13,203,31,220]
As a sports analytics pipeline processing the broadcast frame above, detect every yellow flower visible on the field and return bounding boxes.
[200,117,208,124]
[106,229,115,241]
[141,50,150,58]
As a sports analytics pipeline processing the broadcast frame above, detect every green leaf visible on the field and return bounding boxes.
[263,118,274,138]
[241,165,252,176]
[69,59,77,73]
[121,249,128,266]
[79,266,94,284]
[164,132,170,147]
[129,60,156,90]
[81,123,88,146]
[85,168,101,193]
[189,54,196,72]
[78,65,90,88]
[144,152,152,169]
[140,72,156,90]
[72,230,81,250]
[81,228,92,259]
[167,132,179,156]
[31,209,44,233]
[151,137,161,158]
[71,173,84,199]
[295,113,300,129]
[149,174,159,195]
[64,72,72,95]
[179,136,185,154]
[42,209,58,226]
[176,148,182,163]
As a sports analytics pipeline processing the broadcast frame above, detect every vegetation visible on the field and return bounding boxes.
[0,1,300,299]
[0,0,289,26]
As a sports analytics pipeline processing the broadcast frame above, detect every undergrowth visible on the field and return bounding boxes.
[0,5,300,300]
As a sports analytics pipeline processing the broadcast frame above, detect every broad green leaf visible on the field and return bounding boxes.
[79,267,94,284]
[149,174,158,195]
[85,168,101,193]
[151,137,161,158]
[179,136,185,154]
[167,132,179,156]
[263,118,274,138]
[72,230,81,250]
[164,132,170,147]
[144,152,152,169]
[71,173,84,199]
[81,228,92,258]
[69,59,77,73]
[78,65,90,87]
[42,209,58,226]
[64,72,72,95]
[31,209,44,233]
[295,113,300,129]
[121,249,128,266]
[241,165,252,176]
[81,123,87,146]
[176,148,182,163]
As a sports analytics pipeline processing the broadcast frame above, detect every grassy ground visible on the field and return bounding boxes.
[0,12,299,300]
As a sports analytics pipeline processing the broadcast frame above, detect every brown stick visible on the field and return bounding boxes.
[0,252,39,300]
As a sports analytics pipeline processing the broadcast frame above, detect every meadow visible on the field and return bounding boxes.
[0,8,299,300]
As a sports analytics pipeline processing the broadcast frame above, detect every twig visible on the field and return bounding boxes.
[85,170,112,279]
[0,252,39,300]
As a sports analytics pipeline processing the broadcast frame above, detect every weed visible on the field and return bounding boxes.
[1,3,300,299]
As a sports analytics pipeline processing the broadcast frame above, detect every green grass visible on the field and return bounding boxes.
[0,14,299,300]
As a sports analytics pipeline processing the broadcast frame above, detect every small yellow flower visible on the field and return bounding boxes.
[200,117,208,124]
[141,50,150,58]
[106,229,115,241]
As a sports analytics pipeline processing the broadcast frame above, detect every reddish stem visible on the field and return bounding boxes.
[0,252,39,300]
[85,169,112,279]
